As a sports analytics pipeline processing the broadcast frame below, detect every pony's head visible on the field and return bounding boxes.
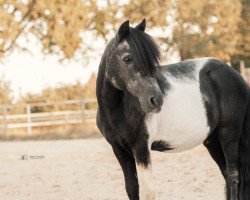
[102,19,164,113]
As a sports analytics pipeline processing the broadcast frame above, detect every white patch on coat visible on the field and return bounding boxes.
[146,57,211,152]
[136,163,156,200]
[111,77,120,89]
[127,72,141,88]
[120,40,129,49]
[127,80,138,89]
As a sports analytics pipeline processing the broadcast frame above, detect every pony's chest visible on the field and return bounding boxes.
[146,81,210,152]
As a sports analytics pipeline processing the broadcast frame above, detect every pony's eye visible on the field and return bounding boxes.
[122,56,133,64]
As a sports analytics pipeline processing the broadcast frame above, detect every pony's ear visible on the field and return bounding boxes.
[117,20,130,42]
[135,19,146,32]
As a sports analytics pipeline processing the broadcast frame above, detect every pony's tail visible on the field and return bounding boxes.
[238,88,250,200]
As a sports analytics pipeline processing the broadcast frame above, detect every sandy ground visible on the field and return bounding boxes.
[0,138,225,200]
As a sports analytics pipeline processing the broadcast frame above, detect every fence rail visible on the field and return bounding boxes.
[0,98,97,136]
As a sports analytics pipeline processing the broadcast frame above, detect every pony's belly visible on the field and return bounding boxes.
[154,124,209,152]
[147,79,210,153]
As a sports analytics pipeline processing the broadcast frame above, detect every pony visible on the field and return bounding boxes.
[96,19,250,200]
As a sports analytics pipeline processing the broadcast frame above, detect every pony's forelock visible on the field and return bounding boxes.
[116,27,161,75]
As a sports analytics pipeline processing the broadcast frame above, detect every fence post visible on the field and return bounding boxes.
[26,104,32,136]
[2,105,7,135]
[80,98,85,123]
[240,60,246,79]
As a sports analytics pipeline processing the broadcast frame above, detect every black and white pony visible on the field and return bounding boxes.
[96,19,250,200]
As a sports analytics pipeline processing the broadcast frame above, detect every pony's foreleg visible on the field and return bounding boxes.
[136,162,155,200]
[134,140,155,200]
[112,144,139,200]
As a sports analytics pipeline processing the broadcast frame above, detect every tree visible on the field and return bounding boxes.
[123,0,169,28]
[171,0,242,62]
[1,0,250,65]
[232,0,250,67]
[0,78,13,105]
[0,0,120,59]
[123,0,244,63]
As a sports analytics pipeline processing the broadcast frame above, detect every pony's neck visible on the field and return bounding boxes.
[96,68,123,111]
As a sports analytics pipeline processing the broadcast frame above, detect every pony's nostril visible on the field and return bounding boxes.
[150,97,157,107]
[149,95,163,112]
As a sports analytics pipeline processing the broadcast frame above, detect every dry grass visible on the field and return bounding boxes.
[0,123,100,141]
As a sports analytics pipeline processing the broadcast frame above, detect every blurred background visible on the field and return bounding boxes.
[0,0,250,139]
[1,0,249,199]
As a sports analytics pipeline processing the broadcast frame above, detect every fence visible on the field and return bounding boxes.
[0,98,97,136]
[240,60,250,84]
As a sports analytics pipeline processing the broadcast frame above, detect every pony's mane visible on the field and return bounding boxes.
[119,27,161,74]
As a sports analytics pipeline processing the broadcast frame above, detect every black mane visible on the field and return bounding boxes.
[117,27,161,74]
